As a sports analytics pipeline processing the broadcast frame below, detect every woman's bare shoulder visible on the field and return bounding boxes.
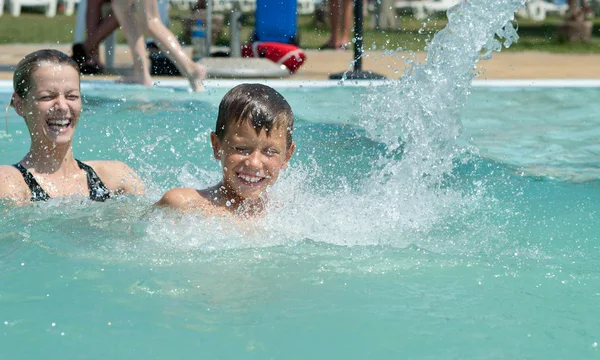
[0,164,20,176]
[81,160,144,194]
[0,165,29,203]
[83,160,134,177]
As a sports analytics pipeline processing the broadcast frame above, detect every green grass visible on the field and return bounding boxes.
[1,9,600,53]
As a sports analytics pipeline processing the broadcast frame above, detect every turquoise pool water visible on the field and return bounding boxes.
[2,0,600,356]
[1,82,599,358]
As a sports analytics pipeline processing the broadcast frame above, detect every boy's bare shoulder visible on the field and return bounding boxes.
[155,188,214,212]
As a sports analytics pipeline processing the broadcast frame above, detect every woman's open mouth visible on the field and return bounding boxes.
[46,118,72,133]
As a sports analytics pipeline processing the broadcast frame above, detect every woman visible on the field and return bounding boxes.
[0,49,144,204]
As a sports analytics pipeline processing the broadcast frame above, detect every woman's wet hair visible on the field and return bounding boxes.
[12,49,80,100]
[215,83,294,148]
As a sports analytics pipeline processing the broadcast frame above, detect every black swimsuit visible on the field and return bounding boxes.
[13,160,111,202]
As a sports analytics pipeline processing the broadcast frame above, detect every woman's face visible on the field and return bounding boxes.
[15,63,81,147]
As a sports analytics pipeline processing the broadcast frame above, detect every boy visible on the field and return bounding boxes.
[155,83,296,215]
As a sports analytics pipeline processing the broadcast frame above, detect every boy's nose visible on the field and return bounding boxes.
[245,150,263,168]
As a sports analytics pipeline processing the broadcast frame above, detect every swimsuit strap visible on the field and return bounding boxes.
[75,159,111,202]
[12,163,51,202]
[12,161,110,202]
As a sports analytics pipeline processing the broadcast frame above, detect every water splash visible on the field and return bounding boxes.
[0,0,530,262]
[361,0,525,184]
[133,0,529,255]
[206,0,524,251]
[310,0,527,251]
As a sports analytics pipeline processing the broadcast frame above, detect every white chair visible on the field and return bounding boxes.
[0,0,5,16]
[422,0,461,17]
[212,0,234,12]
[297,0,314,15]
[522,0,568,21]
[394,0,426,20]
[64,0,78,15]
[236,0,255,13]
[72,0,169,70]
[8,0,57,16]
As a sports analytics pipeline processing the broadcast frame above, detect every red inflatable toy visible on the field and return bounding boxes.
[241,42,306,73]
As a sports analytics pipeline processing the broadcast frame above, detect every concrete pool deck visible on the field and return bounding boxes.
[0,44,599,82]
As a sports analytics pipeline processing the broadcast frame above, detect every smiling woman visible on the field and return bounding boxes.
[0,49,144,205]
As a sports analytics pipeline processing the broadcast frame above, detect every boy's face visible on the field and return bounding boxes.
[211,119,295,201]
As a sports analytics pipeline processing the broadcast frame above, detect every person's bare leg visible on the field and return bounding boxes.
[111,0,152,85]
[84,0,106,59]
[84,12,120,60]
[138,0,206,91]
[327,0,341,48]
[340,0,354,48]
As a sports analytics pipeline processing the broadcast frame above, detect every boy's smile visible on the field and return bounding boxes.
[154,83,295,215]
[211,120,295,204]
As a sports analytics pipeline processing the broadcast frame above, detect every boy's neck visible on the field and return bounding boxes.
[213,182,266,215]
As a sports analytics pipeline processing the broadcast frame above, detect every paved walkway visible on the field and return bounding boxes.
[0,44,599,81]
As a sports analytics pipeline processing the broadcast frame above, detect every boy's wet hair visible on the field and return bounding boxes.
[215,83,294,148]
[13,49,80,100]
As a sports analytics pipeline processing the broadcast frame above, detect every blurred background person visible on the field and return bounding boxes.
[71,0,120,75]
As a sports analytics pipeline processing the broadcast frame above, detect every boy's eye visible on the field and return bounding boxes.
[67,94,80,100]
[265,148,280,156]
[234,147,251,154]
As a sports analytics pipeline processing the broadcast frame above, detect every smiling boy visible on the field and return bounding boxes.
[155,83,296,215]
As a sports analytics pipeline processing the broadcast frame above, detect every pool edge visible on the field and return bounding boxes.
[2,79,600,90]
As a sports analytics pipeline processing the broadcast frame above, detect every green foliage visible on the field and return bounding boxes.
[0,10,599,53]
